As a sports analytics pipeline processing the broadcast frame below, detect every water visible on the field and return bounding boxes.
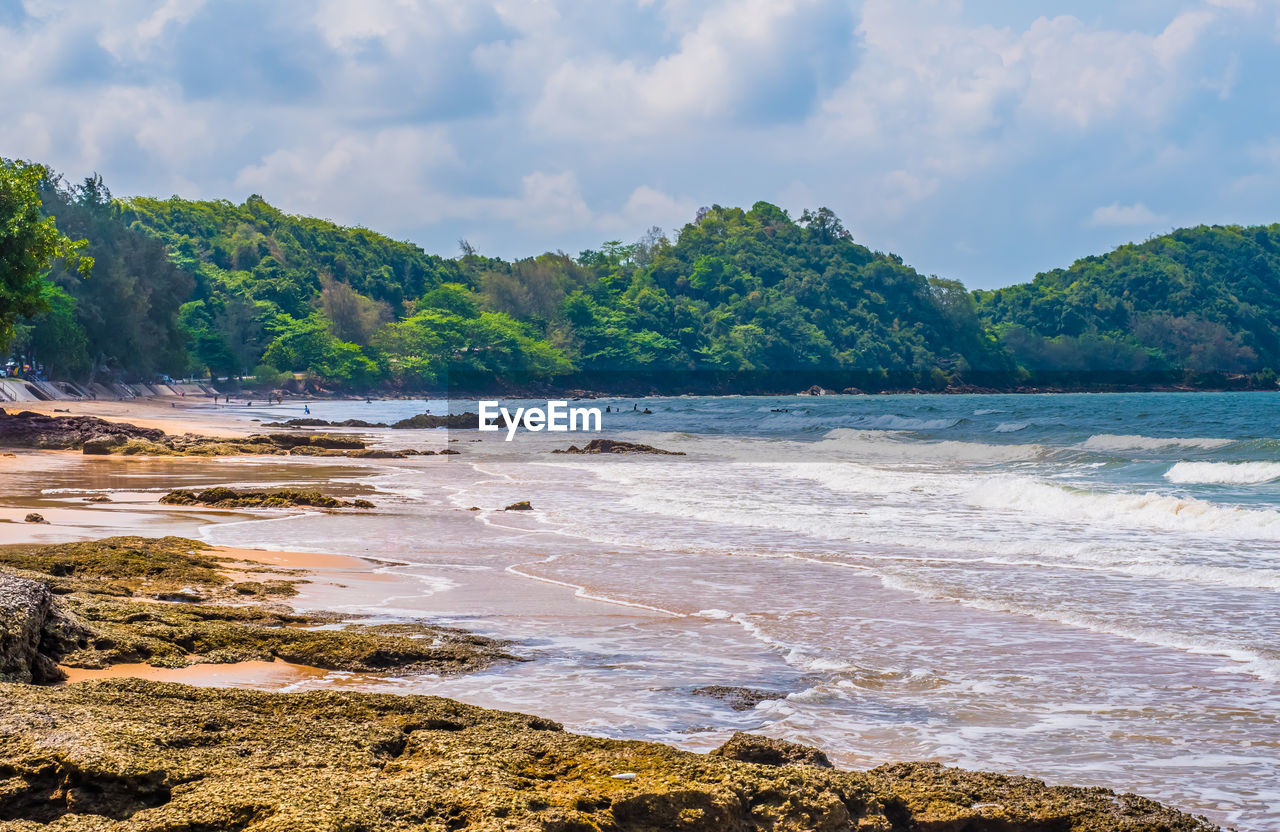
[199,392,1280,829]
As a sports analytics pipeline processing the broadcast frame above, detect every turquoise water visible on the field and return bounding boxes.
[215,392,1279,829]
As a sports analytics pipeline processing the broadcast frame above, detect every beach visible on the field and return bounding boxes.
[1,392,1275,830]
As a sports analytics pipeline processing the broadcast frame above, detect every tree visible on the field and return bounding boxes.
[0,160,91,350]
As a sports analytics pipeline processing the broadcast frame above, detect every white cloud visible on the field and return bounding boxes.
[0,0,1274,282]
[1088,202,1166,227]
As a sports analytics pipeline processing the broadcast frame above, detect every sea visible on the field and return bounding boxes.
[173,392,1278,829]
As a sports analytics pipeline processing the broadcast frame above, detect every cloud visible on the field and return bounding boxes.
[0,0,1275,286]
[1088,202,1167,227]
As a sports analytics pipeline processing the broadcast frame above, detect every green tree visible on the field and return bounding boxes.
[0,159,91,350]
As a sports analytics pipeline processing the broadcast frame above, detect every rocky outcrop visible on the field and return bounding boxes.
[263,417,388,428]
[690,684,787,711]
[391,411,479,429]
[0,408,165,449]
[0,537,518,676]
[0,575,87,683]
[710,731,833,768]
[553,438,685,455]
[0,410,430,457]
[503,501,534,511]
[0,679,1223,831]
[159,488,375,509]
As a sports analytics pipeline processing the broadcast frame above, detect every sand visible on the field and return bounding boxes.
[1,397,261,437]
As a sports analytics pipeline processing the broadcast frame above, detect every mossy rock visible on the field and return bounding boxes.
[0,680,1223,831]
[0,537,224,597]
[159,488,374,510]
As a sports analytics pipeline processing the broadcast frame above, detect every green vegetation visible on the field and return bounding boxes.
[9,161,1280,392]
[978,224,1280,387]
[0,160,91,353]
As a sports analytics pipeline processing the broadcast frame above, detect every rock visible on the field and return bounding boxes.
[159,488,375,510]
[799,385,832,396]
[553,438,685,455]
[82,433,128,454]
[0,680,1222,831]
[0,409,165,450]
[391,412,478,429]
[23,513,47,524]
[841,387,864,395]
[0,574,87,683]
[0,537,519,676]
[710,731,833,768]
[504,501,533,511]
[439,448,461,455]
[85,495,112,503]
[261,418,389,428]
[690,685,787,711]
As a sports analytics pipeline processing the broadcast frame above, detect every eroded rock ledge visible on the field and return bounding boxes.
[0,537,517,676]
[553,438,685,455]
[0,409,440,457]
[0,679,1222,831]
[159,488,375,509]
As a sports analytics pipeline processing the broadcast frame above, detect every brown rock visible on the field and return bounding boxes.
[710,731,833,768]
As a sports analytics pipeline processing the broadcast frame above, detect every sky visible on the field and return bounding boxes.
[2,0,1279,289]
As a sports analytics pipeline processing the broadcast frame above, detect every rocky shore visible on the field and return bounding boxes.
[0,408,440,458]
[0,537,518,681]
[0,678,1222,831]
[0,533,1230,831]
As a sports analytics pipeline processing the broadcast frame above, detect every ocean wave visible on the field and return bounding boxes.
[817,430,1044,463]
[1164,461,1280,485]
[851,415,960,431]
[1077,434,1233,452]
[993,422,1029,433]
[973,408,1008,415]
[967,478,1280,539]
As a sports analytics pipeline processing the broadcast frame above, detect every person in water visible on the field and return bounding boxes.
[304,405,310,415]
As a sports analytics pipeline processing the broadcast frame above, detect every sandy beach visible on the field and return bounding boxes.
[0,395,1273,830]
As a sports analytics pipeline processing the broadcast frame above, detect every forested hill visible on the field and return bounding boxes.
[10,168,1280,392]
[979,224,1280,385]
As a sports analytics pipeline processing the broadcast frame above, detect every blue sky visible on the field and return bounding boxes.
[2,0,1279,288]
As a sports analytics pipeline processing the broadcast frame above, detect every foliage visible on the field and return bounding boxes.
[978,224,1280,383]
[37,175,191,379]
[13,164,1280,391]
[0,159,91,351]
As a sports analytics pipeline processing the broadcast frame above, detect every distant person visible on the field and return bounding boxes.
[633,404,638,411]
[304,405,310,414]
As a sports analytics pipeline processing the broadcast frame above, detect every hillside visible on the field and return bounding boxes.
[978,224,1280,385]
[8,166,1280,393]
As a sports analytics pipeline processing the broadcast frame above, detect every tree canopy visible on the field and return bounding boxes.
[9,167,1279,392]
[0,160,91,352]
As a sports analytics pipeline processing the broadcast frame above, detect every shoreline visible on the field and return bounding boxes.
[0,399,1262,829]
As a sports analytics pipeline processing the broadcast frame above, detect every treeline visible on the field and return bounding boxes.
[9,166,1280,393]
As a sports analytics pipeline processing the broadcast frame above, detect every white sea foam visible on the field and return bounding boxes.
[1078,434,1233,452]
[966,477,1280,539]
[852,415,959,431]
[994,422,1030,433]
[1164,462,1280,485]
[877,573,1280,682]
[817,429,1044,463]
